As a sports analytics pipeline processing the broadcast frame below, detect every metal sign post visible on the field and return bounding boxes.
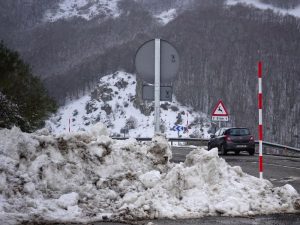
[135,39,179,135]
[154,39,161,134]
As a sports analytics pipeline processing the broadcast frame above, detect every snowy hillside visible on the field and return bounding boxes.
[30,0,300,24]
[46,71,211,138]
[44,0,190,25]
[0,126,299,224]
[45,0,121,22]
[154,8,177,25]
[227,0,300,17]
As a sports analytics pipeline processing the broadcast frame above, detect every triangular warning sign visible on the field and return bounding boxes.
[212,100,229,116]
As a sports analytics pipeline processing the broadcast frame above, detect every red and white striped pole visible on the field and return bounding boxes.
[258,61,263,179]
[69,118,71,133]
[186,111,189,133]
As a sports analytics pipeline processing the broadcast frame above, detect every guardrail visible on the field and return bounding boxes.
[112,137,209,143]
[255,140,300,153]
[112,137,300,153]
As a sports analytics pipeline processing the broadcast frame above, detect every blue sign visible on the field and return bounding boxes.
[172,125,184,132]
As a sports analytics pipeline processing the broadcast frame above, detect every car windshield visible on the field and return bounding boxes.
[228,128,250,136]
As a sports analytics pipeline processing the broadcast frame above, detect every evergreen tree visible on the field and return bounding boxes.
[0,41,57,131]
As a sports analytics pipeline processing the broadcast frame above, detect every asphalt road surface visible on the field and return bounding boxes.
[28,214,300,225]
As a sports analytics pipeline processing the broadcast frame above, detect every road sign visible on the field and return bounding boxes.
[212,100,229,121]
[142,85,172,101]
[212,116,229,121]
[173,125,184,132]
[135,39,179,134]
[135,39,179,84]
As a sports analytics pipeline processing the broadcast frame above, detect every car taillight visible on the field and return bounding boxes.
[225,135,231,141]
[250,136,254,141]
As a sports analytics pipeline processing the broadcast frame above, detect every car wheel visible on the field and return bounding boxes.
[220,145,227,155]
[235,150,240,155]
[248,148,255,156]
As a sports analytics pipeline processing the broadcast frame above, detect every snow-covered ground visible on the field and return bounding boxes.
[44,0,300,25]
[0,124,299,224]
[46,71,211,138]
[45,0,121,22]
[155,9,177,25]
[227,0,300,18]
[44,0,179,24]
[43,0,191,25]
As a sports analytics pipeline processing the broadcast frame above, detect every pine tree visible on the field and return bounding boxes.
[0,41,57,131]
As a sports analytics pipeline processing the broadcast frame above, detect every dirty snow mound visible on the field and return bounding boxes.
[0,125,299,224]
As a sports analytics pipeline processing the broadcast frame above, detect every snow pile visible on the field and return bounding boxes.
[46,71,210,138]
[45,0,121,22]
[0,125,299,224]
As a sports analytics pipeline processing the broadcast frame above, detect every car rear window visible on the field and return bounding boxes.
[228,128,250,136]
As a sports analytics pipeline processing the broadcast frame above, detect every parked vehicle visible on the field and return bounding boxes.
[208,127,255,155]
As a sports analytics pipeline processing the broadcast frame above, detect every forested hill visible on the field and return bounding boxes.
[261,0,300,9]
[0,0,299,147]
[162,3,300,147]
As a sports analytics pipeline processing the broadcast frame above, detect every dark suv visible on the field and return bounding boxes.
[208,127,255,155]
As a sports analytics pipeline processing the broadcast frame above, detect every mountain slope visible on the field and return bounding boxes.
[45,0,121,22]
[46,71,210,138]
[160,3,300,147]
[44,0,195,24]
[0,0,299,147]
[227,0,300,17]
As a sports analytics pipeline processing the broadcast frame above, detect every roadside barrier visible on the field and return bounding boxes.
[112,137,300,154]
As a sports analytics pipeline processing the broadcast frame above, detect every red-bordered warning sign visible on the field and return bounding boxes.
[212,100,229,116]
[212,100,229,121]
